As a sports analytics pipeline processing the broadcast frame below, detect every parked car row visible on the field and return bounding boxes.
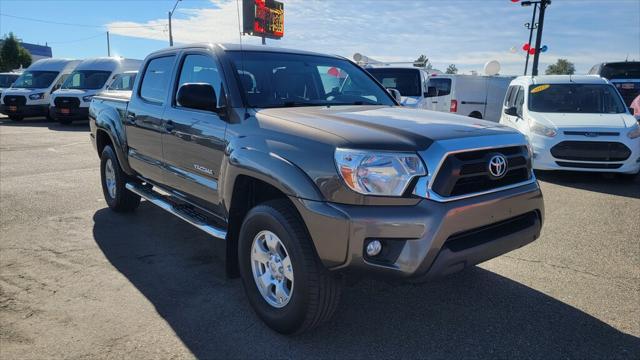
[0,57,140,124]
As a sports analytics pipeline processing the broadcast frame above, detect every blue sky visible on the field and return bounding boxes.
[1,0,638,75]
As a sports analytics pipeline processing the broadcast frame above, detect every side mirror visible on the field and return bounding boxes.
[629,107,635,115]
[425,86,438,98]
[177,83,217,112]
[387,88,402,103]
[504,106,518,117]
[52,84,61,92]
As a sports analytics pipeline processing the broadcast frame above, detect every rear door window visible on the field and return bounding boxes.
[140,56,176,104]
[428,78,452,97]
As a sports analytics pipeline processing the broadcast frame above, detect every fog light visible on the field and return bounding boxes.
[366,240,382,256]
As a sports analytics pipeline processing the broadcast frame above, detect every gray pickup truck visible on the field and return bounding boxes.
[89,43,544,334]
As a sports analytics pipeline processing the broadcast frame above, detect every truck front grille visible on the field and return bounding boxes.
[431,146,532,198]
[550,141,631,162]
[54,97,80,109]
[2,95,26,106]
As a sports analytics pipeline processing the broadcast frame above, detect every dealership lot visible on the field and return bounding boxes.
[0,116,638,359]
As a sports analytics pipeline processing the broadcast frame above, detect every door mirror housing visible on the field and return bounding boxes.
[629,107,635,115]
[386,88,402,103]
[504,106,518,117]
[425,86,438,98]
[177,83,217,112]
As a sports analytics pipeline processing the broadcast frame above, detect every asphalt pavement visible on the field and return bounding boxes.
[1,116,639,359]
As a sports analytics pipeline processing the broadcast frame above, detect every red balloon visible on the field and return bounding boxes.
[529,48,536,55]
[511,0,520,2]
[327,67,340,77]
[523,43,530,51]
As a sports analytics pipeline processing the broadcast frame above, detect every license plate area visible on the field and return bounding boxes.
[8,106,17,112]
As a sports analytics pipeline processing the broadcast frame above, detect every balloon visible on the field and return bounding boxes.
[327,67,340,77]
[529,48,536,55]
[541,45,548,52]
[523,43,530,51]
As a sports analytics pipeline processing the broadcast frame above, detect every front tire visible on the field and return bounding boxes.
[100,145,140,212]
[238,199,341,334]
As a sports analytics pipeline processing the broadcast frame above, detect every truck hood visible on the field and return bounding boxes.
[530,112,637,129]
[257,105,518,151]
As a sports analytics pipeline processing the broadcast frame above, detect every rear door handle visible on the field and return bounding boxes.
[432,101,438,103]
[165,120,175,132]
[126,113,136,124]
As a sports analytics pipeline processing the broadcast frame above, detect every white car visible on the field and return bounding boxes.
[499,75,640,176]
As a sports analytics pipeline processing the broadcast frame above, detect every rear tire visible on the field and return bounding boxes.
[100,145,140,212]
[238,199,341,334]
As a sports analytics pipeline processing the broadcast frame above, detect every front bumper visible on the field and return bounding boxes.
[0,104,49,117]
[530,133,640,174]
[292,181,544,281]
[50,106,89,120]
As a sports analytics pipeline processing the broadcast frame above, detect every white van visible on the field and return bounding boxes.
[0,59,80,121]
[425,74,514,122]
[50,57,142,124]
[499,75,639,177]
[366,67,431,108]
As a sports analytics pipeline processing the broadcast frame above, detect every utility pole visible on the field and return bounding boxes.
[106,31,111,56]
[523,3,537,75]
[168,0,181,46]
[531,0,550,76]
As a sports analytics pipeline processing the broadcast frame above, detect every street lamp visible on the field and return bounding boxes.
[168,0,182,47]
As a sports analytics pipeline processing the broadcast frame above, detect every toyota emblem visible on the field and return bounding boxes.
[488,154,508,179]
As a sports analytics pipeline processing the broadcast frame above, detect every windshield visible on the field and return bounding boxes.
[0,74,19,88]
[367,68,422,96]
[528,84,626,114]
[12,71,59,89]
[63,70,112,90]
[228,51,395,108]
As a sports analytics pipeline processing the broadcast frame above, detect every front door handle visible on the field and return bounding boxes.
[432,101,438,104]
[165,120,175,132]
[126,113,136,124]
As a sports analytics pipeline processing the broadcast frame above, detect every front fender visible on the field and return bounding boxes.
[220,146,324,209]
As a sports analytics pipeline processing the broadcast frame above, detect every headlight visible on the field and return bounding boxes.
[529,120,557,137]
[628,123,640,139]
[82,95,94,102]
[334,148,426,196]
[28,93,45,100]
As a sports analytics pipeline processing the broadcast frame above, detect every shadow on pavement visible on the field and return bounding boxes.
[536,170,640,199]
[93,204,640,359]
[0,117,89,132]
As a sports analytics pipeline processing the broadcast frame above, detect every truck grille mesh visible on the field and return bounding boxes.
[431,146,532,198]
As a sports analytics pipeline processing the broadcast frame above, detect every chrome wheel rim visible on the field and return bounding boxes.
[104,159,117,199]
[250,230,294,308]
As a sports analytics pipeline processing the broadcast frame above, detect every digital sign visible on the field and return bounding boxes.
[243,0,284,40]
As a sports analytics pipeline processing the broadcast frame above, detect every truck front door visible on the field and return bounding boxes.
[161,52,228,218]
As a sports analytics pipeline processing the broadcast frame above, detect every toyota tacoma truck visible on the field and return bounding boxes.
[89,43,544,334]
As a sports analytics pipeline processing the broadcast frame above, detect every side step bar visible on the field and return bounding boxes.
[125,182,227,240]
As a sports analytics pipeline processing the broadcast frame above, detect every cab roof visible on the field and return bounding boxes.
[513,75,609,85]
[147,43,344,60]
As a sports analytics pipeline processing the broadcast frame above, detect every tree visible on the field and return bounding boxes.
[445,64,458,74]
[545,58,575,75]
[0,33,32,71]
[414,54,430,69]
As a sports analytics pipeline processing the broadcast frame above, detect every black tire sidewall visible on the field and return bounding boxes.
[238,205,311,333]
[100,146,123,209]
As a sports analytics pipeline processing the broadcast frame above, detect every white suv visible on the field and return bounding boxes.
[499,75,640,176]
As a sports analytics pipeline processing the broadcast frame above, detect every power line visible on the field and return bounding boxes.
[0,12,168,29]
[47,32,107,44]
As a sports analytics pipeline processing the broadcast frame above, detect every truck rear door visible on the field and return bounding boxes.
[125,55,177,183]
